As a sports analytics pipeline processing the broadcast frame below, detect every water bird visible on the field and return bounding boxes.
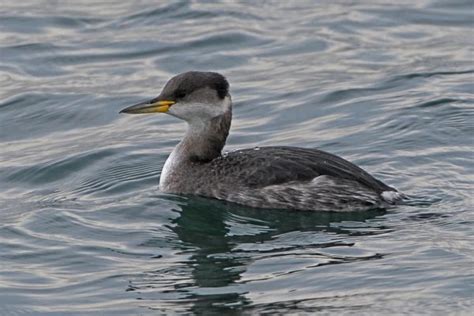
[120,71,402,211]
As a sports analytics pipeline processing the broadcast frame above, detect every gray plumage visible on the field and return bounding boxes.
[121,71,403,212]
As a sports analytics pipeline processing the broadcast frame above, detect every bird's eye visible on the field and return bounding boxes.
[175,90,186,99]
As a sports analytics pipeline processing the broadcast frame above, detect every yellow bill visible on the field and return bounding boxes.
[120,100,175,114]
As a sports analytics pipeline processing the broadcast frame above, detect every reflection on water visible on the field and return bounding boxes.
[128,198,388,313]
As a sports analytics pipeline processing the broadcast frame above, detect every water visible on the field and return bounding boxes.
[1,0,473,314]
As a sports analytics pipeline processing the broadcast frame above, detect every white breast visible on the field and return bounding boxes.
[159,148,179,191]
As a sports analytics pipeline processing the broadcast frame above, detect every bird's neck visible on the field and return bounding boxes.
[175,109,232,163]
[159,105,232,191]
[183,111,231,162]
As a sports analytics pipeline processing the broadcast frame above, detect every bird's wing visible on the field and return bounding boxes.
[213,146,394,194]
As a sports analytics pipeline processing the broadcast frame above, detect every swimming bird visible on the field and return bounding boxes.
[120,71,402,211]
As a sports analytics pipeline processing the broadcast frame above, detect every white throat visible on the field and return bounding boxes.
[159,96,232,190]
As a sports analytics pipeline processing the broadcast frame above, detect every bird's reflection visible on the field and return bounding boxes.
[135,197,387,313]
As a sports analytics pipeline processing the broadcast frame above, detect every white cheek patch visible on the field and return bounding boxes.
[169,96,231,122]
[221,96,231,112]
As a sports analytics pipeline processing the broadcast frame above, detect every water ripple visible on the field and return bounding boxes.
[0,0,473,315]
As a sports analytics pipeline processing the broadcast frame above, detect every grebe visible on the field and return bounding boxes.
[120,71,402,211]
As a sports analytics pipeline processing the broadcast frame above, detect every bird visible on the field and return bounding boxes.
[120,71,403,212]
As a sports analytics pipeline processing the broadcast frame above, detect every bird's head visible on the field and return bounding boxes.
[120,71,231,124]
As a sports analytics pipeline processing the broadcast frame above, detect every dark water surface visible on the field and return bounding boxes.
[1,1,473,315]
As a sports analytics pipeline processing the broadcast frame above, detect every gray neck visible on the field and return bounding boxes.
[159,100,232,192]
[171,109,232,165]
